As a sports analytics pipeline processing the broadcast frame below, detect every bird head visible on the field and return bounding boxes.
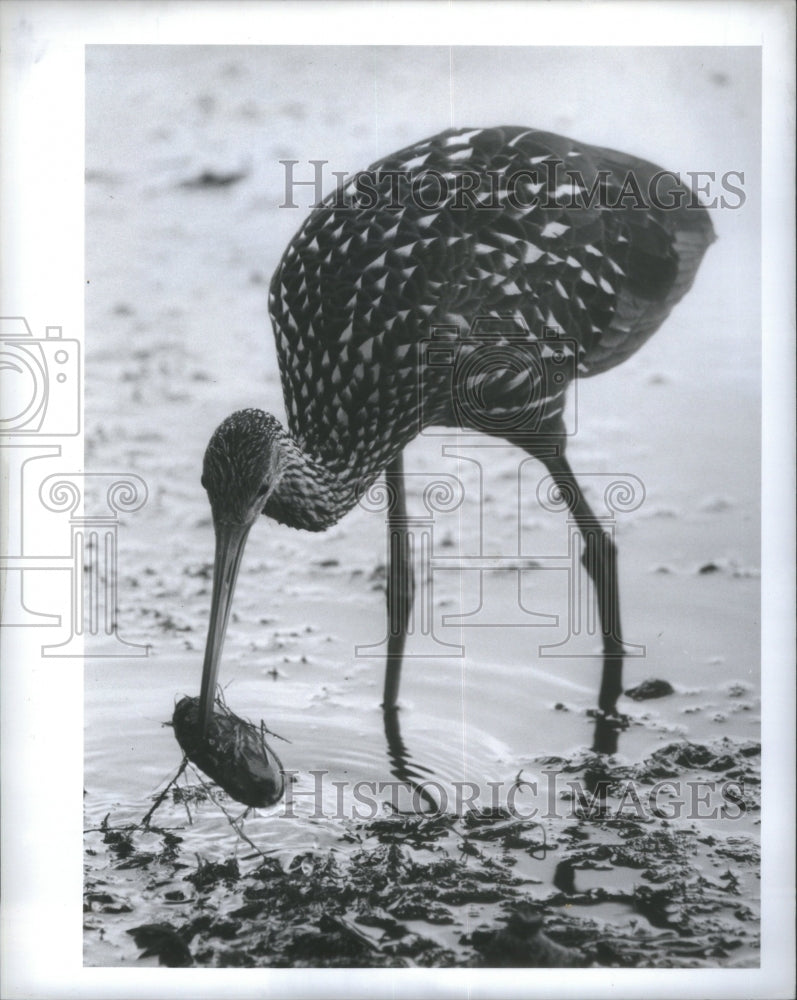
[197,408,285,735]
[201,408,286,527]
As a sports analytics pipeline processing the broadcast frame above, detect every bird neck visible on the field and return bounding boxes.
[264,431,361,532]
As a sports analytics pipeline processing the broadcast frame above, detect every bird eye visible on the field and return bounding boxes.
[256,483,269,499]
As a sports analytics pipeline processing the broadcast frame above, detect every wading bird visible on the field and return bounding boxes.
[197,125,714,742]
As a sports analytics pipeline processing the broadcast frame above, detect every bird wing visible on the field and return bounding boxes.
[269,126,714,471]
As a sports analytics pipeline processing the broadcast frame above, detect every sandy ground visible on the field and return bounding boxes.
[83,46,761,967]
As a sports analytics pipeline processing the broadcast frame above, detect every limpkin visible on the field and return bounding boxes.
[196,125,715,744]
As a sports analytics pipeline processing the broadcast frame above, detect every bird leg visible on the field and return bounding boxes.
[541,452,625,715]
[379,457,440,812]
[382,451,415,710]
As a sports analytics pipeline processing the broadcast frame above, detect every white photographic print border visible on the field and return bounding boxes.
[1,2,794,998]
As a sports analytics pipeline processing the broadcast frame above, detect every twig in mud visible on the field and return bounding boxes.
[186,763,272,860]
[141,758,189,829]
[140,738,279,859]
[261,718,291,744]
[177,785,195,826]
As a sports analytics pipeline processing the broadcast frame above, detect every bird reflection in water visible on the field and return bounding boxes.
[379,665,629,815]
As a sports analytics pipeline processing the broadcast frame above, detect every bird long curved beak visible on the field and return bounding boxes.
[198,520,252,737]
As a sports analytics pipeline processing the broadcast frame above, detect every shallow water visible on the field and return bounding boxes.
[84,46,761,967]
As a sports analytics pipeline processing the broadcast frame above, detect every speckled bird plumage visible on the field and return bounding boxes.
[263,125,714,528]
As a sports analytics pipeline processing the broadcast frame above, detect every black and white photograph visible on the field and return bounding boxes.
[1,2,794,998]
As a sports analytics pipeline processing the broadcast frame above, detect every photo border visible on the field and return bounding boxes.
[1,2,794,998]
